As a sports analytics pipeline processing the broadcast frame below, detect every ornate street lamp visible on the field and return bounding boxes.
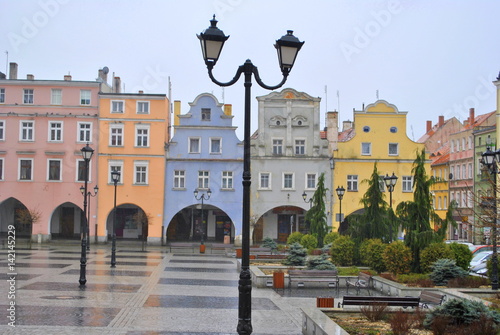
[336,186,345,224]
[481,146,500,290]
[383,173,398,208]
[81,185,98,251]
[110,170,120,268]
[79,143,94,286]
[198,16,303,334]
[302,191,313,209]
[194,189,212,243]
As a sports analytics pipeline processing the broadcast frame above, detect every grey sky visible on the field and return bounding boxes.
[2,0,499,140]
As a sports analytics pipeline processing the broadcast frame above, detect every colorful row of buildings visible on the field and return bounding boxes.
[1,63,499,245]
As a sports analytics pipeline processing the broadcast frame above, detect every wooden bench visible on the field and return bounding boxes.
[210,243,234,254]
[419,291,446,308]
[167,242,197,252]
[288,270,339,294]
[256,254,287,260]
[346,272,373,295]
[338,295,420,308]
[249,247,272,255]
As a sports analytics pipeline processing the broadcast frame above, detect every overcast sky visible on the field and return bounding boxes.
[2,0,499,141]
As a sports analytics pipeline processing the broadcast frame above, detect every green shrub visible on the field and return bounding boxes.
[383,241,412,275]
[359,238,387,273]
[424,298,500,329]
[282,242,307,266]
[420,242,454,273]
[396,273,430,286]
[448,243,473,271]
[429,258,468,286]
[359,239,374,266]
[261,237,277,251]
[330,235,355,266]
[323,232,339,245]
[287,232,303,245]
[307,253,337,270]
[300,234,318,250]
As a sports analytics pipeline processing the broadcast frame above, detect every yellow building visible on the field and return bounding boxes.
[429,146,450,229]
[330,100,426,232]
[97,91,169,244]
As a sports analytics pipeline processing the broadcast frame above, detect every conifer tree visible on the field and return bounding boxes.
[306,173,328,248]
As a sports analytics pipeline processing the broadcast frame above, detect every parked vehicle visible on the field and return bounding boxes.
[445,240,476,252]
[469,251,493,271]
[472,245,493,255]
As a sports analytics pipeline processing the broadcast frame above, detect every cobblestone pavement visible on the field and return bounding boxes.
[0,243,312,334]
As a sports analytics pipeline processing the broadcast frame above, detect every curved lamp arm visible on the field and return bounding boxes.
[252,65,289,90]
[207,64,244,87]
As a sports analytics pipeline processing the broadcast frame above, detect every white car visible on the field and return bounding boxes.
[469,251,493,271]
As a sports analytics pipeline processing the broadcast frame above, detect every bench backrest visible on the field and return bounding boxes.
[288,270,338,277]
[343,295,419,302]
[358,272,372,281]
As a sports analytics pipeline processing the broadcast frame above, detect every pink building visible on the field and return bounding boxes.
[0,63,112,242]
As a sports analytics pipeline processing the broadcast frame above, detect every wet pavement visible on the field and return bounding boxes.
[0,243,315,334]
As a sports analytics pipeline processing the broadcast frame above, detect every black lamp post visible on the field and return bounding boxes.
[302,191,313,209]
[81,184,98,251]
[194,189,212,243]
[79,143,94,286]
[481,146,499,290]
[383,173,398,208]
[110,170,120,268]
[336,186,345,224]
[198,16,303,334]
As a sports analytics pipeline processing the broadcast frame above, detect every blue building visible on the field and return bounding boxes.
[164,93,243,242]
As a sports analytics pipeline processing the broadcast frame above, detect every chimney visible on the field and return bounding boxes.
[438,115,444,127]
[223,104,232,116]
[9,62,18,79]
[138,90,144,94]
[64,74,72,81]
[113,77,121,93]
[326,111,339,151]
[98,68,108,83]
[426,120,432,133]
[174,100,181,128]
[343,120,353,131]
[26,74,34,80]
[469,108,475,125]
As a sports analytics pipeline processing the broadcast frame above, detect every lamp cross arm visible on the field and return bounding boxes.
[252,65,289,90]
[207,64,244,87]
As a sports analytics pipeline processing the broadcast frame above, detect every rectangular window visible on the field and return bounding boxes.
[462,191,467,207]
[444,196,448,209]
[462,138,466,151]
[259,172,271,189]
[347,175,358,191]
[110,125,123,146]
[468,163,472,179]
[198,170,209,189]
[0,88,4,103]
[48,121,63,142]
[361,142,371,155]
[462,164,466,179]
[20,120,34,141]
[210,138,221,154]
[273,139,283,155]
[80,90,91,105]
[19,159,33,181]
[23,89,34,104]
[51,89,62,105]
[174,170,185,189]
[456,165,460,180]
[306,173,317,189]
[378,175,385,192]
[222,171,233,189]
[388,143,399,156]
[0,158,4,180]
[78,122,92,142]
[134,161,148,184]
[283,173,294,189]
[402,176,412,192]
[137,101,149,114]
[189,137,200,153]
[0,120,4,140]
[295,139,306,155]
[111,100,124,113]
[48,159,61,181]
[109,163,123,184]
[135,125,149,147]
[77,160,92,182]
[201,108,211,121]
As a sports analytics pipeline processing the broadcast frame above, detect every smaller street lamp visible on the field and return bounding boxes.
[194,189,212,243]
[110,170,120,268]
[79,143,94,286]
[81,185,98,251]
[302,191,313,209]
[383,173,398,208]
[336,186,345,224]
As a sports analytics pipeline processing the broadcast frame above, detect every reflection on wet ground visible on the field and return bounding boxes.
[62,269,152,277]
[89,260,160,266]
[144,295,279,310]
[22,281,142,293]
[158,278,238,287]
[163,267,236,273]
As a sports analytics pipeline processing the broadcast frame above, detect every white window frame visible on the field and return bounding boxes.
[133,161,149,185]
[259,172,271,190]
[402,176,412,192]
[137,101,149,114]
[0,158,4,180]
[47,159,62,181]
[201,108,211,121]
[19,120,34,141]
[361,142,371,155]
[444,196,448,209]
[76,159,92,182]
[305,173,317,190]
[388,143,399,156]
[468,163,473,179]
[23,89,34,104]
[77,122,92,143]
[135,125,150,147]
[347,175,358,191]
[295,139,306,155]
[198,170,209,189]
[0,88,5,103]
[19,158,33,181]
[282,172,294,190]
[221,171,233,190]
[189,137,201,154]
[48,121,63,142]
[0,120,4,141]
[108,161,123,184]
[210,137,222,154]
[174,170,186,189]
[462,164,466,179]
[111,100,125,113]
[80,90,91,105]
[109,124,124,146]
[51,89,62,105]
[272,138,283,155]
